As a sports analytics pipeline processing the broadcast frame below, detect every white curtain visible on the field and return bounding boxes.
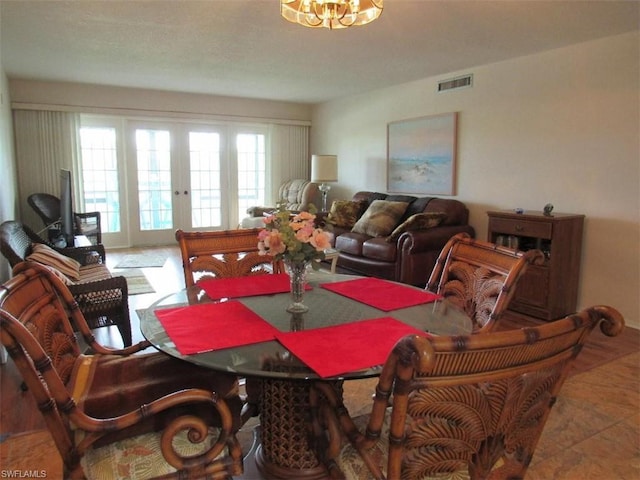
[12,110,81,232]
[268,124,310,204]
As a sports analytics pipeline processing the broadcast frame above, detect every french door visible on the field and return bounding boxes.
[79,116,267,247]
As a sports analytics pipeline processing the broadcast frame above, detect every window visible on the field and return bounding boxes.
[190,131,222,228]
[79,127,120,232]
[135,129,173,231]
[237,133,266,221]
[77,114,307,247]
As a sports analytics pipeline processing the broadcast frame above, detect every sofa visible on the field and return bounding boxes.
[325,192,475,287]
[0,220,132,346]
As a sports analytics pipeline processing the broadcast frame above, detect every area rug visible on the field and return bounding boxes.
[114,252,167,269]
[116,269,156,295]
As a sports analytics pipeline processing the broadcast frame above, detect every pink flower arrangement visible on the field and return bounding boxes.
[258,209,331,265]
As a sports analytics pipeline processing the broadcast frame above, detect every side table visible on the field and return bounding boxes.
[323,248,339,274]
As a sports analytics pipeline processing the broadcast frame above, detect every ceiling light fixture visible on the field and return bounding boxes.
[281,0,383,30]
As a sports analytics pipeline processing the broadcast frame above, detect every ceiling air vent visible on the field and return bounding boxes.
[438,74,473,93]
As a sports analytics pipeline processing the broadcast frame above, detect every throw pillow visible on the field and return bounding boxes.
[386,212,447,242]
[26,243,81,281]
[351,200,409,237]
[327,200,365,228]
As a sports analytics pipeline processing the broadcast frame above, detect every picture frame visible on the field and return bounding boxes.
[387,112,458,195]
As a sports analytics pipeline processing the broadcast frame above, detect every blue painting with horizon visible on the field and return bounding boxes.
[387,113,457,195]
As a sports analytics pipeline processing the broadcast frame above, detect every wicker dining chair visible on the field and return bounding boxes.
[426,232,544,333]
[175,227,284,422]
[0,262,244,480]
[175,228,283,287]
[310,305,624,480]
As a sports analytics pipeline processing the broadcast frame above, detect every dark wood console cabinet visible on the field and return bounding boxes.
[487,210,584,321]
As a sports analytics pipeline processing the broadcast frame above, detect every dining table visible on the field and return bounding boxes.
[140,270,473,479]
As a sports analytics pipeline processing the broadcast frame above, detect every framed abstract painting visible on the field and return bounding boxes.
[387,112,458,195]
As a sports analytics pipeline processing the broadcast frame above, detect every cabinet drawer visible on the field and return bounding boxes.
[489,218,552,239]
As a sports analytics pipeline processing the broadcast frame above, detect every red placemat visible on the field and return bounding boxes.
[198,273,310,300]
[320,277,440,311]
[275,317,427,378]
[155,301,280,355]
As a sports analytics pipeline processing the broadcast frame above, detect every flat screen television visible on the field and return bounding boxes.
[59,168,75,247]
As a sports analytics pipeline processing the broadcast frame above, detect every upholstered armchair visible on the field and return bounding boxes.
[241,179,320,228]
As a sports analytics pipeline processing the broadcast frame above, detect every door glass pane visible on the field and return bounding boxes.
[79,127,120,232]
[237,133,266,221]
[136,129,173,231]
[189,131,222,228]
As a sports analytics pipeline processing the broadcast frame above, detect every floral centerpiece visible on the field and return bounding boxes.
[258,208,331,265]
[258,207,332,313]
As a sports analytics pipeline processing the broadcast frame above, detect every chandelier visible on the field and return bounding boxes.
[281,0,383,29]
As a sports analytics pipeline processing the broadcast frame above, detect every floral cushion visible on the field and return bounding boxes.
[385,212,447,243]
[327,200,365,228]
[351,200,409,237]
[81,428,229,479]
[26,243,81,281]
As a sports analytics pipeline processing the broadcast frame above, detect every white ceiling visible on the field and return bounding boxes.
[1,1,638,104]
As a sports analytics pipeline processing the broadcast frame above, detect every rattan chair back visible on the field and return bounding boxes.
[312,305,624,480]
[175,228,283,287]
[426,232,544,333]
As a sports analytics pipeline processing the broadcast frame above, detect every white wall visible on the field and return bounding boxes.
[9,80,312,124]
[0,68,18,283]
[311,32,639,328]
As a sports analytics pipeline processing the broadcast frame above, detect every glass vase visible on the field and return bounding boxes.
[285,259,309,313]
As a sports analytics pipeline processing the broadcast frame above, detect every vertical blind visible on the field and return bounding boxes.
[268,124,310,204]
[12,109,81,232]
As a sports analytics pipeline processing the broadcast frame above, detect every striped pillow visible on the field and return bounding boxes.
[27,243,81,281]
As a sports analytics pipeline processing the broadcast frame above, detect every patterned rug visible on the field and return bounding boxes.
[116,269,155,295]
[114,252,167,269]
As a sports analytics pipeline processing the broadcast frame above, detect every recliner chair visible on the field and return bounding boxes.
[241,179,320,228]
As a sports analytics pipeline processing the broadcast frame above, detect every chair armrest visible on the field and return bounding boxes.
[70,389,241,475]
[58,244,106,264]
[74,211,102,244]
[397,226,476,255]
[75,211,100,224]
[246,206,274,217]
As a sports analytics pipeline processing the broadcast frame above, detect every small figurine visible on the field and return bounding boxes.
[543,203,554,216]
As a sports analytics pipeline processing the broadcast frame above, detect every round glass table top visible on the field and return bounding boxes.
[140,272,472,381]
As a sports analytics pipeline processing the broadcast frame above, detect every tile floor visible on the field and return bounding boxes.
[2,351,638,479]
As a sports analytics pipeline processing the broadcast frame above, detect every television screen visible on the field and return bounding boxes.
[59,169,74,247]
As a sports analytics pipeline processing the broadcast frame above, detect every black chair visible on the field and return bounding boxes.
[28,192,102,245]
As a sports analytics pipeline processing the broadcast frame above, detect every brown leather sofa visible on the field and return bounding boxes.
[327,191,475,287]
